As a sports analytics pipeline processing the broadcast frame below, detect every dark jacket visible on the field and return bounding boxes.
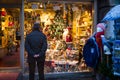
[25,30,47,57]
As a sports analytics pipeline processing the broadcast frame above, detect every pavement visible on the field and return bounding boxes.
[0,67,96,80]
[18,72,96,80]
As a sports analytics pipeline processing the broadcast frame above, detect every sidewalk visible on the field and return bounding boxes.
[0,72,20,80]
[0,68,95,80]
[0,68,21,80]
[18,72,96,80]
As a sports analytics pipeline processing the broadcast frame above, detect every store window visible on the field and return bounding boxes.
[24,1,93,73]
[0,8,20,68]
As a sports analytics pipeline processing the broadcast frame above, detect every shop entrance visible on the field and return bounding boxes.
[0,8,20,68]
[24,1,94,73]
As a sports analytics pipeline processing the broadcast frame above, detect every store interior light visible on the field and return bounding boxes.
[40,3,43,8]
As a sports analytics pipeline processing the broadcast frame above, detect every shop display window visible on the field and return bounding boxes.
[0,5,93,73]
[24,1,93,73]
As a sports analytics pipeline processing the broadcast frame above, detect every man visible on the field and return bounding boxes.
[25,23,47,80]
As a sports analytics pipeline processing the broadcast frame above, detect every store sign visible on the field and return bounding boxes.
[32,4,38,9]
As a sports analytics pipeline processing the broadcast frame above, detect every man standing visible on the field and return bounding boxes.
[25,23,47,80]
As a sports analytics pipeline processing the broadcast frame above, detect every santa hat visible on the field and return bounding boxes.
[96,23,106,31]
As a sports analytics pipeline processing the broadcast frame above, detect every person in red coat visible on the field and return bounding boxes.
[95,23,106,62]
[94,22,107,80]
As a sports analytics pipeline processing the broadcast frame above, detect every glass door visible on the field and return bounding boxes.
[0,8,20,68]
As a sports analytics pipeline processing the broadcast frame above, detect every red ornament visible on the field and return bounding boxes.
[0,11,6,16]
[8,22,14,26]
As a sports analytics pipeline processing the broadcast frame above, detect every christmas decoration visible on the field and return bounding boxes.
[49,10,66,40]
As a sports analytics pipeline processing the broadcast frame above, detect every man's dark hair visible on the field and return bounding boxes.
[33,23,41,31]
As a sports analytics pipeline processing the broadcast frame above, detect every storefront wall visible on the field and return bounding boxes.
[1,0,120,75]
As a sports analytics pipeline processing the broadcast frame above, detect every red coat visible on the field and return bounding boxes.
[95,31,104,49]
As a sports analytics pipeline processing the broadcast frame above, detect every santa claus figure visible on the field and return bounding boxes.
[66,26,72,42]
[63,26,72,42]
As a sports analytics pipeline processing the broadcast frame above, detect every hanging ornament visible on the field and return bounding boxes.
[0,11,6,16]
[8,17,14,27]
[8,22,14,27]
[0,8,7,16]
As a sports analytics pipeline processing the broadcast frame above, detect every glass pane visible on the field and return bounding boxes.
[24,1,93,73]
[0,8,20,68]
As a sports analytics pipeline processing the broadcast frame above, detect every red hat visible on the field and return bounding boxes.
[96,23,106,31]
